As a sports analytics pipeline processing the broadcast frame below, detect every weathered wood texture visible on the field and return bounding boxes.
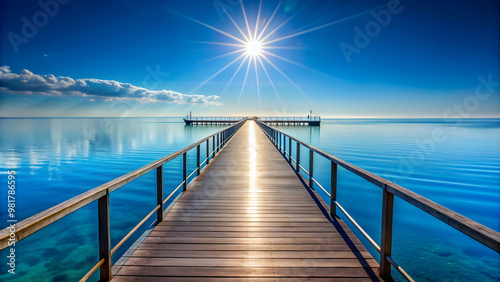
[113,121,381,281]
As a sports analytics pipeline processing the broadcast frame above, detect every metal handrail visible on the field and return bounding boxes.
[0,119,247,281]
[187,116,245,121]
[255,120,500,281]
[79,259,104,282]
[258,116,321,121]
[111,205,160,255]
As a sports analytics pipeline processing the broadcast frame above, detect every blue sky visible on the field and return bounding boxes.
[0,0,499,117]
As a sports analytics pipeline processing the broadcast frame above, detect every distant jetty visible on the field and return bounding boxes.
[184,116,321,126]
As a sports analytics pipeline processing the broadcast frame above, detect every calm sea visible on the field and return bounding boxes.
[0,117,498,281]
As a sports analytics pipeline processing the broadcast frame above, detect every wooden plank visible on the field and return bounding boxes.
[147,231,353,238]
[164,213,329,218]
[115,266,380,278]
[159,217,331,222]
[156,221,342,227]
[130,250,373,259]
[136,243,367,252]
[124,257,379,268]
[141,237,364,245]
[152,226,348,232]
[113,277,379,282]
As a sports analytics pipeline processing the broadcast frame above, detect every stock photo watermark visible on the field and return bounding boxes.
[387,74,499,183]
[142,64,170,89]
[6,170,17,275]
[340,0,408,63]
[213,0,240,21]
[7,0,70,53]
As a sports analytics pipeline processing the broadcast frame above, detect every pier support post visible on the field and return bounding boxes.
[206,140,209,164]
[283,134,286,155]
[296,143,300,172]
[380,189,394,280]
[283,135,286,156]
[156,166,163,223]
[98,193,111,282]
[279,133,282,152]
[309,150,314,189]
[183,152,187,191]
[330,162,337,217]
[196,145,200,175]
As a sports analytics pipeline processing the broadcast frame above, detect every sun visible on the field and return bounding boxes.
[245,40,262,56]
[186,0,372,104]
[188,0,362,103]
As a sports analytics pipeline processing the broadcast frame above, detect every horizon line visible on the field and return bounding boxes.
[1,116,499,119]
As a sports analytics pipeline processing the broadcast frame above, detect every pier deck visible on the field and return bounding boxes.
[113,121,380,281]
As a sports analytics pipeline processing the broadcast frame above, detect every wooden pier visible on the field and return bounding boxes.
[259,116,321,126]
[112,121,380,281]
[184,117,243,125]
[1,119,499,282]
[184,116,321,126]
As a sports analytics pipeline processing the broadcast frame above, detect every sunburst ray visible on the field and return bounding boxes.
[222,54,250,94]
[185,1,369,103]
[191,52,247,93]
[263,8,378,45]
[257,55,282,105]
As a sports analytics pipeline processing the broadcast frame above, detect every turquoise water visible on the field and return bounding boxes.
[274,118,500,281]
[0,118,227,281]
[0,118,499,281]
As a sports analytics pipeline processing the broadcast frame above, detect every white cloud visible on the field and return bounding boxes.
[0,66,221,106]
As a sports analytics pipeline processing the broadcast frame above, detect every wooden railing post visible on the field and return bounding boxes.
[296,142,300,172]
[380,188,394,280]
[212,135,215,156]
[157,165,163,223]
[217,133,220,152]
[330,162,337,217]
[196,145,200,175]
[284,135,286,156]
[279,133,282,152]
[277,132,280,149]
[309,150,314,189]
[282,133,284,154]
[206,139,209,164]
[289,137,292,163]
[183,152,187,191]
[98,193,111,282]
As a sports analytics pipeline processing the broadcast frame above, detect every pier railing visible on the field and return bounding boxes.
[259,116,321,121]
[0,119,246,282]
[186,116,245,121]
[256,120,500,281]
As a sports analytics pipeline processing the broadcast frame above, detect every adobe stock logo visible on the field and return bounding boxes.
[339,0,408,63]
[7,0,70,54]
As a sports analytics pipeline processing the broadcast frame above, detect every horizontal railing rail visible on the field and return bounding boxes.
[258,116,321,121]
[186,116,246,121]
[255,120,500,282]
[0,119,247,282]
